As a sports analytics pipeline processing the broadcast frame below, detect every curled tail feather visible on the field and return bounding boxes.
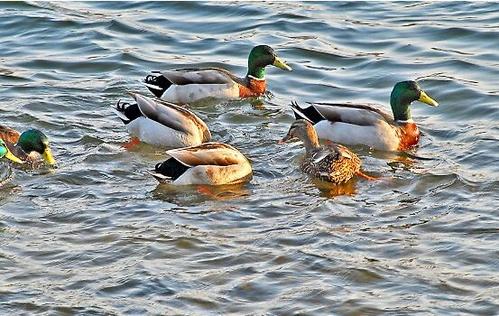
[112,100,141,124]
[143,73,172,98]
[290,101,325,124]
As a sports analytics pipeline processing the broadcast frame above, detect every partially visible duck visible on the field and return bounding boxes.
[0,139,23,164]
[112,93,211,148]
[143,45,292,104]
[291,80,439,151]
[0,125,56,167]
[149,142,253,186]
[279,119,372,183]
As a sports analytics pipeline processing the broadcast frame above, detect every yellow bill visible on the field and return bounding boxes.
[5,150,23,164]
[278,134,294,144]
[419,90,439,107]
[273,57,292,71]
[43,146,56,166]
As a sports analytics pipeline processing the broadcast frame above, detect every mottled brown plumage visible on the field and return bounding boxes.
[280,119,362,184]
[301,143,360,183]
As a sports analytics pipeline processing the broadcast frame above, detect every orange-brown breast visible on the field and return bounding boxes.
[238,78,266,98]
[397,122,420,150]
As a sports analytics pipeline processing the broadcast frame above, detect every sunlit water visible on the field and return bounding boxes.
[1,2,498,315]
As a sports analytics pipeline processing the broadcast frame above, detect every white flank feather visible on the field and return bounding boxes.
[126,117,193,148]
[162,83,239,104]
[314,120,399,151]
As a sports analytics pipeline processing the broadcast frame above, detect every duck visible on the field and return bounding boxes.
[0,139,23,164]
[112,92,211,148]
[143,45,292,104]
[290,80,439,151]
[279,119,373,183]
[0,125,56,167]
[149,142,253,186]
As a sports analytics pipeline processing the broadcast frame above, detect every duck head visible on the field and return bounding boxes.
[390,80,438,122]
[279,119,320,150]
[247,45,292,79]
[17,129,56,166]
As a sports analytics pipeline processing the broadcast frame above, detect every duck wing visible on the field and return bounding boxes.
[291,101,395,126]
[166,142,248,167]
[131,93,210,138]
[155,67,244,86]
[310,144,355,164]
[307,144,360,182]
[310,147,337,164]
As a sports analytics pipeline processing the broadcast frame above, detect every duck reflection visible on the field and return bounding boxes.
[152,182,251,205]
[383,149,436,172]
[311,177,358,198]
[249,97,266,110]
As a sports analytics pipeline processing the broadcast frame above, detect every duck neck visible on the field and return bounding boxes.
[390,91,412,122]
[302,127,321,153]
[246,66,266,80]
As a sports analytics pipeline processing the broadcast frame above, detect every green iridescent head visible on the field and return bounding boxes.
[247,45,292,79]
[0,139,23,163]
[17,129,56,166]
[390,81,439,121]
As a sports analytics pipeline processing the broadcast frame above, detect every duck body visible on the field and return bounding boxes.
[280,120,364,184]
[294,102,418,151]
[302,143,361,183]
[0,125,56,166]
[150,142,253,186]
[113,93,211,148]
[291,81,438,151]
[144,45,291,104]
[144,68,266,105]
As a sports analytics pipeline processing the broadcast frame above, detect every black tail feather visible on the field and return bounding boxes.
[155,158,190,181]
[115,100,142,124]
[144,74,172,98]
[290,101,325,124]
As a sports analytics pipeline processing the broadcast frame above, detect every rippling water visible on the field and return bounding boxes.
[1,1,498,315]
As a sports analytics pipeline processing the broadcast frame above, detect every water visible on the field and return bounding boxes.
[1,1,498,315]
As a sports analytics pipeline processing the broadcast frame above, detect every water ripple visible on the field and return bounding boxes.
[0,1,498,315]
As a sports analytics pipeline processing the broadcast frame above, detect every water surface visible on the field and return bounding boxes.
[1,2,498,315]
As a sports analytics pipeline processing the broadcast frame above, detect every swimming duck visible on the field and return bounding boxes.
[0,125,56,166]
[291,81,439,151]
[143,45,292,104]
[113,93,211,148]
[149,142,253,185]
[279,119,372,183]
[0,139,23,164]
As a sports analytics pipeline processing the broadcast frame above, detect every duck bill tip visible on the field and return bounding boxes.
[419,90,439,107]
[273,57,292,71]
[278,135,292,144]
[43,148,57,166]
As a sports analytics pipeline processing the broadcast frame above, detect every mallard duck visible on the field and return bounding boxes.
[0,139,23,164]
[0,125,56,166]
[143,45,292,104]
[113,92,211,148]
[291,81,439,151]
[149,142,253,185]
[279,119,372,183]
